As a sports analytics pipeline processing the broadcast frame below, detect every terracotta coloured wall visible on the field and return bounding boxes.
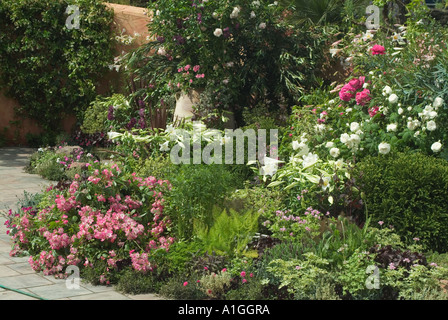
[0,3,152,146]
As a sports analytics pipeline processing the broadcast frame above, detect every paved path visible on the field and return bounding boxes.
[0,147,163,300]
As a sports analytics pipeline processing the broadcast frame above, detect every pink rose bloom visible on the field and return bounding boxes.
[339,84,356,101]
[355,88,371,106]
[368,106,380,117]
[371,45,385,55]
[348,76,366,91]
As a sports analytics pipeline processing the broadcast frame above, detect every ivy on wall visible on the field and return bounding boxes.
[0,0,114,133]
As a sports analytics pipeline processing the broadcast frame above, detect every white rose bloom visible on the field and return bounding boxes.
[407,119,420,130]
[250,11,256,18]
[230,7,240,19]
[350,122,360,132]
[329,147,340,158]
[433,97,444,109]
[388,94,399,104]
[214,28,223,37]
[431,141,442,153]
[387,123,398,132]
[382,85,393,95]
[325,141,334,148]
[340,133,350,144]
[259,22,267,29]
[378,142,391,155]
[212,12,219,19]
[398,107,404,115]
[429,111,438,119]
[426,120,437,131]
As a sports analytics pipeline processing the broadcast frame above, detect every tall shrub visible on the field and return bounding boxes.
[357,152,448,252]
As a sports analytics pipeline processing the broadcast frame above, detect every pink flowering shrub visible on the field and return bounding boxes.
[7,162,173,284]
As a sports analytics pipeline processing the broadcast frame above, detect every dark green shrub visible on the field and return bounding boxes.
[357,152,448,252]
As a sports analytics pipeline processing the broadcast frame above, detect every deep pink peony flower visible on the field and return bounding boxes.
[355,88,371,106]
[339,84,356,101]
[348,76,366,91]
[371,44,385,55]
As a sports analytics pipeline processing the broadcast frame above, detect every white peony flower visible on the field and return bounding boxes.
[431,141,442,153]
[426,120,437,131]
[378,142,391,155]
[250,11,256,19]
[388,94,399,104]
[329,147,340,158]
[433,97,444,109]
[386,123,398,132]
[398,107,404,115]
[259,22,266,29]
[214,28,223,37]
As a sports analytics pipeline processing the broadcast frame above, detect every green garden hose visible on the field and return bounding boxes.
[0,284,47,300]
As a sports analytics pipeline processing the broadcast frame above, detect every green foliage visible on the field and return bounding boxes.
[278,0,369,26]
[165,164,236,240]
[0,0,114,132]
[224,278,267,300]
[81,94,129,134]
[194,207,260,257]
[134,155,178,182]
[199,269,233,299]
[357,152,448,252]
[159,274,207,300]
[265,253,333,299]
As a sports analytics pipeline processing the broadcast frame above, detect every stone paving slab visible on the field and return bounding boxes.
[0,147,165,300]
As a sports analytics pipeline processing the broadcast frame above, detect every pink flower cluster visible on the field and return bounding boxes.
[370,44,386,55]
[129,250,153,273]
[43,227,72,250]
[11,163,174,281]
[339,76,371,106]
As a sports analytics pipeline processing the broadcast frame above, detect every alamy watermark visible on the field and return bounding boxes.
[65,5,80,30]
